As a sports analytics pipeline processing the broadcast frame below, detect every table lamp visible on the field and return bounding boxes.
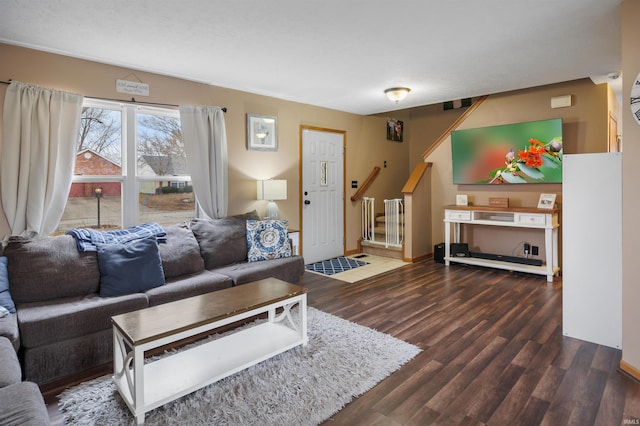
[257,179,287,219]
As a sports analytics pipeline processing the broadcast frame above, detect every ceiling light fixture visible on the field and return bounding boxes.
[384,87,411,103]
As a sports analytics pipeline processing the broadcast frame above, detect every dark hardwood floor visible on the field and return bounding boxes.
[42,260,640,425]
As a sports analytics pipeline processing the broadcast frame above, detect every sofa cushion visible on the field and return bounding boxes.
[16,293,149,349]
[0,257,16,313]
[190,210,260,269]
[0,313,20,351]
[4,235,100,304]
[212,255,305,286]
[97,236,165,297]
[246,220,292,262]
[0,381,50,426]
[145,270,232,306]
[158,223,205,278]
[0,337,21,387]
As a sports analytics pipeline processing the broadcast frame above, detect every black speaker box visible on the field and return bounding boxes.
[434,243,445,263]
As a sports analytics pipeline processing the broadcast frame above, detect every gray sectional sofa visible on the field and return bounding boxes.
[0,211,305,386]
[0,336,49,425]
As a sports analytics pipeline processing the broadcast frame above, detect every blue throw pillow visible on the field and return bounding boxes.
[96,237,165,297]
[246,220,292,262]
[0,257,16,313]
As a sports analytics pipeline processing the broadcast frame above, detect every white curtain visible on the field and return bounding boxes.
[1,81,84,237]
[179,105,228,219]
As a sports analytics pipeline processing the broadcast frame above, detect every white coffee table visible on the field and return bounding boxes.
[111,277,308,424]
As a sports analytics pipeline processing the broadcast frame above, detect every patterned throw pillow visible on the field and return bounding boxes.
[246,220,292,262]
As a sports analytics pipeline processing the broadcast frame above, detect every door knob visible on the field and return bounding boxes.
[304,200,311,205]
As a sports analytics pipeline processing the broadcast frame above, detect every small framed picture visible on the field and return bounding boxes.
[386,119,404,142]
[456,194,468,206]
[537,193,557,209]
[247,114,278,151]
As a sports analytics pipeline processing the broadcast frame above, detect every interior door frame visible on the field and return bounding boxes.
[299,125,347,259]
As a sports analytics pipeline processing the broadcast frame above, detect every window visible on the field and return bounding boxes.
[56,100,196,234]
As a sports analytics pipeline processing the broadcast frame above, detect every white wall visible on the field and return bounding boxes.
[621,0,640,377]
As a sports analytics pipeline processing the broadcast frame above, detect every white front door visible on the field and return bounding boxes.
[301,127,344,264]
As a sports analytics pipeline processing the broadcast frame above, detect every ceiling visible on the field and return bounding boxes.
[0,0,622,115]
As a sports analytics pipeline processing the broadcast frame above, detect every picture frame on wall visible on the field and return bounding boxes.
[386,118,403,142]
[537,193,557,209]
[247,114,278,151]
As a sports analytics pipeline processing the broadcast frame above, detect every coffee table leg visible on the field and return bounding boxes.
[134,346,145,424]
[300,294,308,346]
[113,327,123,381]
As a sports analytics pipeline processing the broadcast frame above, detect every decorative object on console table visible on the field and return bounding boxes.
[247,114,278,151]
[537,193,556,209]
[456,194,468,206]
[489,197,509,208]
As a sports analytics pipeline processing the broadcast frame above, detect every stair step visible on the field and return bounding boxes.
[361,240,403,260]
[375,214,405,224]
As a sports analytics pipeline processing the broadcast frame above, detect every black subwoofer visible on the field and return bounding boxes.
[434,243,445,263]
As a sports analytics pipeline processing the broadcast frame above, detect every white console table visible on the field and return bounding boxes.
[443,205,560,282]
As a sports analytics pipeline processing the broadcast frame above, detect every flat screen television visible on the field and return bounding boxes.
[451,118,563,184]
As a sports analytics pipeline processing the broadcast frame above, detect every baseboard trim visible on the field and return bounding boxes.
[345,248,361,257]
[403,253,432,263]
[620,359,640,382]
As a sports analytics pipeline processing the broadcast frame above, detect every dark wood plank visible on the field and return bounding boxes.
[41,261,640,425]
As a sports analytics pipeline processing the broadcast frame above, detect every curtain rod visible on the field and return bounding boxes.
[0,80,227,113]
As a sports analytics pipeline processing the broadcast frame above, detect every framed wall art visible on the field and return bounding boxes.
[386,118,404,142]
[247,114,278,151]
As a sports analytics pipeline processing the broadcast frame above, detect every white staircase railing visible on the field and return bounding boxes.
[360,197,404,248]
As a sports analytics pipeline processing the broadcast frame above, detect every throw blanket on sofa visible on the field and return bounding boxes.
[66,223,167,252]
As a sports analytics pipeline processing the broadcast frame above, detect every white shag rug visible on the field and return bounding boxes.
[58,307,421,426]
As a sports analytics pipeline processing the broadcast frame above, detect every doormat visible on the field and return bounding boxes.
[305,256,369,276]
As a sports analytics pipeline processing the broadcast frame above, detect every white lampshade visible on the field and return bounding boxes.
[257,179,287,201]
[384,87,411,103]
[257,179,287,219]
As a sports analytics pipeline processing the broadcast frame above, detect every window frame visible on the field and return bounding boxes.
[70,98,195,229]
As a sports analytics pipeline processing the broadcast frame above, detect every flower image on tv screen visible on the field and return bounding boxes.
[451,118,563,184]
